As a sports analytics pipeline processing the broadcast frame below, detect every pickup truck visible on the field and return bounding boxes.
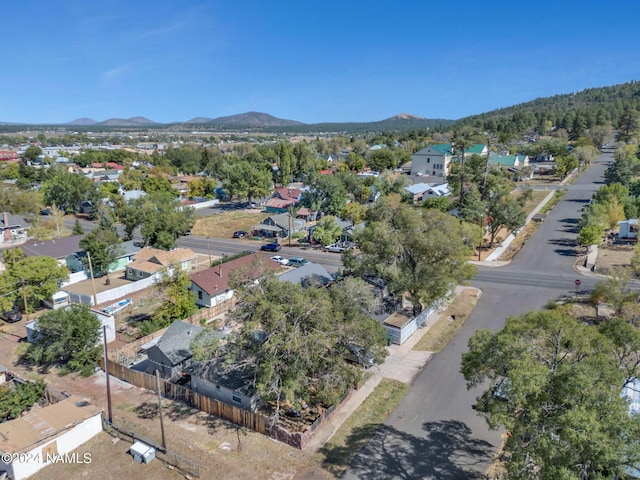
[325,243,346,253]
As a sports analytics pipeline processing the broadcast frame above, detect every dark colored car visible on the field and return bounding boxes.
[1,309,22,323]
[261,242,281,252]
[233,230,248,238]
[345,343,375,368]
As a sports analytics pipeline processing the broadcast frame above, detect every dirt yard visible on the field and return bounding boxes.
[0,314,334,480]
[192,210,268,239]
[595,244,635,275]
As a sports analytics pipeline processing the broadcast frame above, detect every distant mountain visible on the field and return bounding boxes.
[185,117,214,124]
[98,116,157,126]
[384,113,427,121]
[65,118,98,126]
[206,111,305,127]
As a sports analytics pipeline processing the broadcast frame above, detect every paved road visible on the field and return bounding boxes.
[343,149,615,480]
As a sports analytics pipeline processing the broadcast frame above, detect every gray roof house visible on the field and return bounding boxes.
[146,320,204,379]
[278,262,333,288]
[188,357,259,411]
[21,234,86,262]
[252,213,305,238]
[0,212,28,245]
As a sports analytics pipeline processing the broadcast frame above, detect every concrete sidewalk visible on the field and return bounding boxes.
[303,285,481,452]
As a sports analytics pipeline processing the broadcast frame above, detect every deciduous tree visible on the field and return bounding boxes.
[461,310,640,480]
[312,215,342,246]
[346,195,480,314]
[24,304,102,376]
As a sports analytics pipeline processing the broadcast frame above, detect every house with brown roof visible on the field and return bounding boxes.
[125,247,197,281]
[264,187,303,213]
[190,252,280,308]
[0,395,102,480]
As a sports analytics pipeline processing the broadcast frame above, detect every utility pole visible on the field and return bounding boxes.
[102,325,113,424]
[20,279,29,322]
[86,251,98,306]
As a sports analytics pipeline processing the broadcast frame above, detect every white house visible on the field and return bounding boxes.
[411,143,488,177]
[190,253,280,308]
[0,395,102,480]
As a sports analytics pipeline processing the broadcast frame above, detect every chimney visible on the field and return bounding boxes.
[218,264,222,277]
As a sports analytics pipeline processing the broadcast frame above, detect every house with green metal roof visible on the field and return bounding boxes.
[488,154,529,167]
[488,154,532,181]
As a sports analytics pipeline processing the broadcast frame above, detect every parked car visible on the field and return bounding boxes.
[288,257,309,268]
[261,242,281,252]
[233,230,248,238]
[325,243,346,253]
[270,255,289,265]
[1,309,22,323]
[344,344,375,368]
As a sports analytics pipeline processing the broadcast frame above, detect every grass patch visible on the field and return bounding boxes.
[539,189,566,214]
[513,189,552,216]
[318,379,408,476]
[498,221,538,261]
[192,210,269,239]
[412,289,480,352]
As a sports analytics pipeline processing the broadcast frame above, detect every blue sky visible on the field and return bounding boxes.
[2,1,639,124]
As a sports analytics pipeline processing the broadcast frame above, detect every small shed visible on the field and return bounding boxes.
[130,441,155,464]
[618,219,639,239]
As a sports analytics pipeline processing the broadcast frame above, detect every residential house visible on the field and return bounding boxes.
[488,154,530,168]
[146,320,204,378]
[21,235,86,269]
[0,150,19,162]
[188,357,259,411]
[122,189,146,202]
[295,207,318,222]
[405,183,433,203]
[411,143,488,177]
[252,213,305,238]
[423,183,451,198]
[338,220,364,244]
[278,262,333,288]
[0,395,102,480]
[264,187,303,213]
[68,240,142,275]
[190,253,280,308]
[125,247,196,281]
[0,211,28,245]
[488,154,532,181]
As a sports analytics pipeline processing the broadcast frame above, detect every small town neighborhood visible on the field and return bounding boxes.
[1,63,640,480]
[0,110,637,480]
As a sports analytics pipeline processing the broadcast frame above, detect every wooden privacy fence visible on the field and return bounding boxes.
[98,357,266,435]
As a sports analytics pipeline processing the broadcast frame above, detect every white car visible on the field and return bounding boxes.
[271,255,289,265]
[325,243,346,253]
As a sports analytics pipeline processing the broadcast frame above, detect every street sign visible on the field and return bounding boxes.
[575,279,582,286]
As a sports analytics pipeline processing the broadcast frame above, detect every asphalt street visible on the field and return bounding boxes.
[342,148,615,480]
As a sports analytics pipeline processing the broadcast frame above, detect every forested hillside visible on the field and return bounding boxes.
[457,81,640,139]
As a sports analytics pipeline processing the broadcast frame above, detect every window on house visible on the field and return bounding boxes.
[198,291,203,300]
[427,158,430,163]
[137,271,143,278]
[232,394,242,404]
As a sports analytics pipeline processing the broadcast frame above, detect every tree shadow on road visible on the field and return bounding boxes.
[321,420,494,479]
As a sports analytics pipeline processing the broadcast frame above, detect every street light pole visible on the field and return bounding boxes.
[207,237,212,267]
